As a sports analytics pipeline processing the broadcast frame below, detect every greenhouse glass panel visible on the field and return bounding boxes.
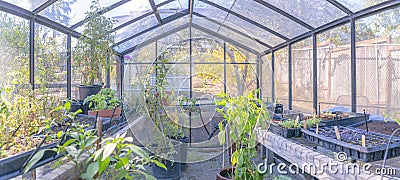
[292,38,313,113]
[192,42,224,63]
[125,42,156,63]
[263,0,346,28]
[226,64,257,97]
[4,0,47,11]
[162,14,189,32]
[355,7,400,115]
[0,12,29,95]
[157,29,190,62]
[158,0,188,19]
[193,1,229,22]
[192,15,221,32]
[71,37,80,99]
[192,64,225,97]
[226,44,257,63]
[262,54,273,102]
[335,0,388,12]
[274,47,289,108]
[224,14,285,47]
[34,24,67,100]
[103,0,152,28]
[230,0,308,38]
[218,27,265,52]
[114,14,158,43]
[317,24,351,112]
[40,0,92,27]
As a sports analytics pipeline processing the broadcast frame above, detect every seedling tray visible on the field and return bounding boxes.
[269,123,302,138]
[302,126,400,162]
[320,113,368,127]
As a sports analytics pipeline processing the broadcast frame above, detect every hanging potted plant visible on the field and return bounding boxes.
[215,91,270,180]
[84,88,121,118]
[74,0,115,100]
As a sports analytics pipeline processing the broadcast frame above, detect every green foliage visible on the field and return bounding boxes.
[90,132,161,180]
[280,119,301,129]
[215,90,270,180]
[84,88,121,111]
[74,0,115,85]
[305,117,321,128]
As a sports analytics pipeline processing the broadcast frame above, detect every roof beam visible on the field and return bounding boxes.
[253,0,314,30]
[199,0,289,41]
[114,9,189,47]
[0,1,82,38]
[149,0,162,25]
[112,11,154,32]
[32,0,57,13]
[121,24,190,55]
[262,0,400,55]
[193,12,272,49]
[191,23,260,55]
[189,0,194,23]
[70,0,131,29]
[326,0,353,14]
[156,0,175,8]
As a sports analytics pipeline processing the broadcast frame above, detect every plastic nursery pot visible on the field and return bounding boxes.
[151,141,182,180]
[217,167,235,180]
[77,84,102,100]
[88,107,122,118]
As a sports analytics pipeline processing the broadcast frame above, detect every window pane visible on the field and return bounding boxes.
[192,15,220,32]
[262,54,273,101]
[335,0,388,12]
[218,27,265,52]
[4,0,47,11]
[40,0,91,27]
[264,0,346,28]
[125,43,156,63]
[274,47,289,108]
[158,0,188,19]
[292,38,313,113]
[114,14,159,43]
[194,1,229,23]
[103,0,152,27]
[226,63,257,97]
[230,0,308,38]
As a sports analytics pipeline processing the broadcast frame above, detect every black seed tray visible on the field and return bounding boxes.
[321,113,369,127]
[302,126,400,162]
[269,123,302,138]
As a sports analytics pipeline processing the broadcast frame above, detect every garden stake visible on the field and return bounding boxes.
[58,122,70,146]
[362,135,366,147]
[334,126,341,140]
[20,133,48,173]
[11,123,23,137]
[93,111,99,129]
[363,109,369,132]
[110,106,116,126]
[318,103,321,118]
[316,124,319,134]
[303,120,307,129]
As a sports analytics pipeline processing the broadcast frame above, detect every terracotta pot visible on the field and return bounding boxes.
[88,107,122,118]
[217,167,235,180]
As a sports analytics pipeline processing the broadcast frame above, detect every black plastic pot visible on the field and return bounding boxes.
[151,141,182,180]
[322,113,369,127]
[0,143,58,179]
[77,84,102,100]
[172,136,189,171]
[269,123,302,138]
[217,167,235,180]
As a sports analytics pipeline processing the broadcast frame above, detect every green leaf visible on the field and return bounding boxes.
[85,136,99,148]
[102,143,116,161]
[152,159,166,170]
[93,148,104,160]
[65,146,78,156]
[62,139,76,147]
[115,160,123,170]
[217,130,226,145]
[231,151,238,166]
[144,173,157,180]
[24,149,47,173]
[65,101,71,111]
[130,145,150,160]
[98,157,110,175]
[81,162,99,180]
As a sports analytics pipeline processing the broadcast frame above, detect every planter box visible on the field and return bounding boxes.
[320,113,369,127]
[302,126,400,162]
[88,107,122,118]
[269,123,302,138]
[0,143,59,179]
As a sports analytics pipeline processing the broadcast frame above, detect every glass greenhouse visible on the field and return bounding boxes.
[0,0,400,179]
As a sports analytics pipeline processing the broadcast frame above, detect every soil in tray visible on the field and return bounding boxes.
[316,126,400,147]
[356,121,400,137]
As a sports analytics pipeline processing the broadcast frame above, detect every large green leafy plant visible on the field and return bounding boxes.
[216,91,269,180]
[84,88,121,111]
[74,0,115,85]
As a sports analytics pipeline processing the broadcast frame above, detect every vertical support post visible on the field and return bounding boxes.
[258,55,263,100]
[189,26,193,145]
[120,56,124,101]
[256,55,260,99]
[351,18,357,113]
[313,34,318,113]
[288,44,293,110]
[29,19,35,91]
[224,42,227,94]
[106,54,110,88]
[67,35,72,99]
[116,55,122,98]
[271,51,275,100]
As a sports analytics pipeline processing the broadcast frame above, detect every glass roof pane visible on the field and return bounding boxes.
[40,0,92,27]
[99,0,120,7]
[3,0,47,11]
[335,0,387,12]
[230,0,308,38]
[218,27,266,52]
[193,1,229,23]
[264,0,346,28]
[114,14,158,43]
[157,0,188,19]
[103,0,152,27]
[162,15,189,32]
[192,15,220,32]
[224,14,285,47]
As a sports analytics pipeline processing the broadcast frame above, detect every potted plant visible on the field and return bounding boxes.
[74,0,115,100]
[215,90,269,180]
[84,88,122,118]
